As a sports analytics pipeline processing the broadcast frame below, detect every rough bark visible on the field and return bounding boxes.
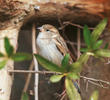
[0,0,106,30]
[0,1,34,100]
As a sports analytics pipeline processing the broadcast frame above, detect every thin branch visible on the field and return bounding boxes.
[59,21,94,30]
[61,28,77,60]
[85,80,89,92]
[88,80,109,89]
[57,16,76,60]
[80,75,110,88]
[8,69,61,74]
[21,61,34,95]
[60,93,66,100]
[88,80,102,87]
[77,28,81,59]
[57,15,68,40]
[8,68,110,87]
[8,68,110,88]
[32,23,39,100]
[66,40,85,46]
[80,76,110,85]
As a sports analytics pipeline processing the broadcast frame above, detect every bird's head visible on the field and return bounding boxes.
[38,24,59,38]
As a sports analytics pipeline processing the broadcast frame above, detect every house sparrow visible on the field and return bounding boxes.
[36,24,80,95]
[36,24,73,66]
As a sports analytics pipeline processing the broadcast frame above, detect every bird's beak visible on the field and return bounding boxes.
[37,26,43,31]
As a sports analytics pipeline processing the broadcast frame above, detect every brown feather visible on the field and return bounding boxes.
[53,34,73,63]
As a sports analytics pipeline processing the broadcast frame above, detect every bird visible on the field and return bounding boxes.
[36,24,73,66]
[36,24,80,94]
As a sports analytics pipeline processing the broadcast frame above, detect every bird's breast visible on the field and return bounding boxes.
[37,32,52,45]
[36,38,63,65]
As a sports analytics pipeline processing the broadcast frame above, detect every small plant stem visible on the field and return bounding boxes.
[32,23,39,100]
[22,61,34,93]
[8,69,61,74]
[77,28,81,59]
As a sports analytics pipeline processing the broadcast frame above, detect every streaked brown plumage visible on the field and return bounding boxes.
[36,24,80,98]
[36,24,73,65]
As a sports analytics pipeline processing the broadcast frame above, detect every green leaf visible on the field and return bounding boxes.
[90,90,99,100]
[70,53,90,73]
[21,92,29,100]
[34,54,64,72]
[69,62,81,73]
[95,49,110,57]
[80,48,88,52]
[4,37,14,57]
[61,54,69,69]
[65,78,81,100]
[67,73,80,80]
[0,53,4,57]
[11,53,32,61]
[50,75,64,83]
[91,18,107,43]
[77,53,90,65]
[93,40,103,50]
[83,25,91,48]
[104,43,109,49]
[0,60,7,69]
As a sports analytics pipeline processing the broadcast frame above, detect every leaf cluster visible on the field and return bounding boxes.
[0,37,32,69]
[81,18,110,58]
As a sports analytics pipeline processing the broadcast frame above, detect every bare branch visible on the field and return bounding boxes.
[8,69,110,88]
[21,61,34,100]
[77,28,81,59]
[8,69,61,74]
[32,23,39,100]
[80,75,110,88]
[59,22,95,30]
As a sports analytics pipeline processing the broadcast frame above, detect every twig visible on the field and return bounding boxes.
[56,16,77,60]
[66,40,85,46]
[88,80,102,87]
[57,16,68,40]
[61,28,77,60]
[80,76,110,85]
[60,93,66,100]
[8,68,110,88]
[77,28,81,89]
[85,80,89,92]
[8,69,110,86]
[59,90,66,97]
[8,67,110,89]
[88,80,108,89]
[80,75,110,88]
[59,21,94,30]
[105,58,110,64]
[32,23,39,100]
[21,61,34,94]
[8,69,61,74]
[77,28,81,59]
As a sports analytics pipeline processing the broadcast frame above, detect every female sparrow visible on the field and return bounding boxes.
[36,24,73,66]
[36,24,80,95]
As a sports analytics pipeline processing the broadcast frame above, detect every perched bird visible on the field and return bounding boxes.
[36,24,73,66]
[36,24,80,94]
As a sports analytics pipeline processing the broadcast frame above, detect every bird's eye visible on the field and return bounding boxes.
[46,29,50,32]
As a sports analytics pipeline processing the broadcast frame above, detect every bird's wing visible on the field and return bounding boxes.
[53,34,73,63]
[53,33,80,93]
